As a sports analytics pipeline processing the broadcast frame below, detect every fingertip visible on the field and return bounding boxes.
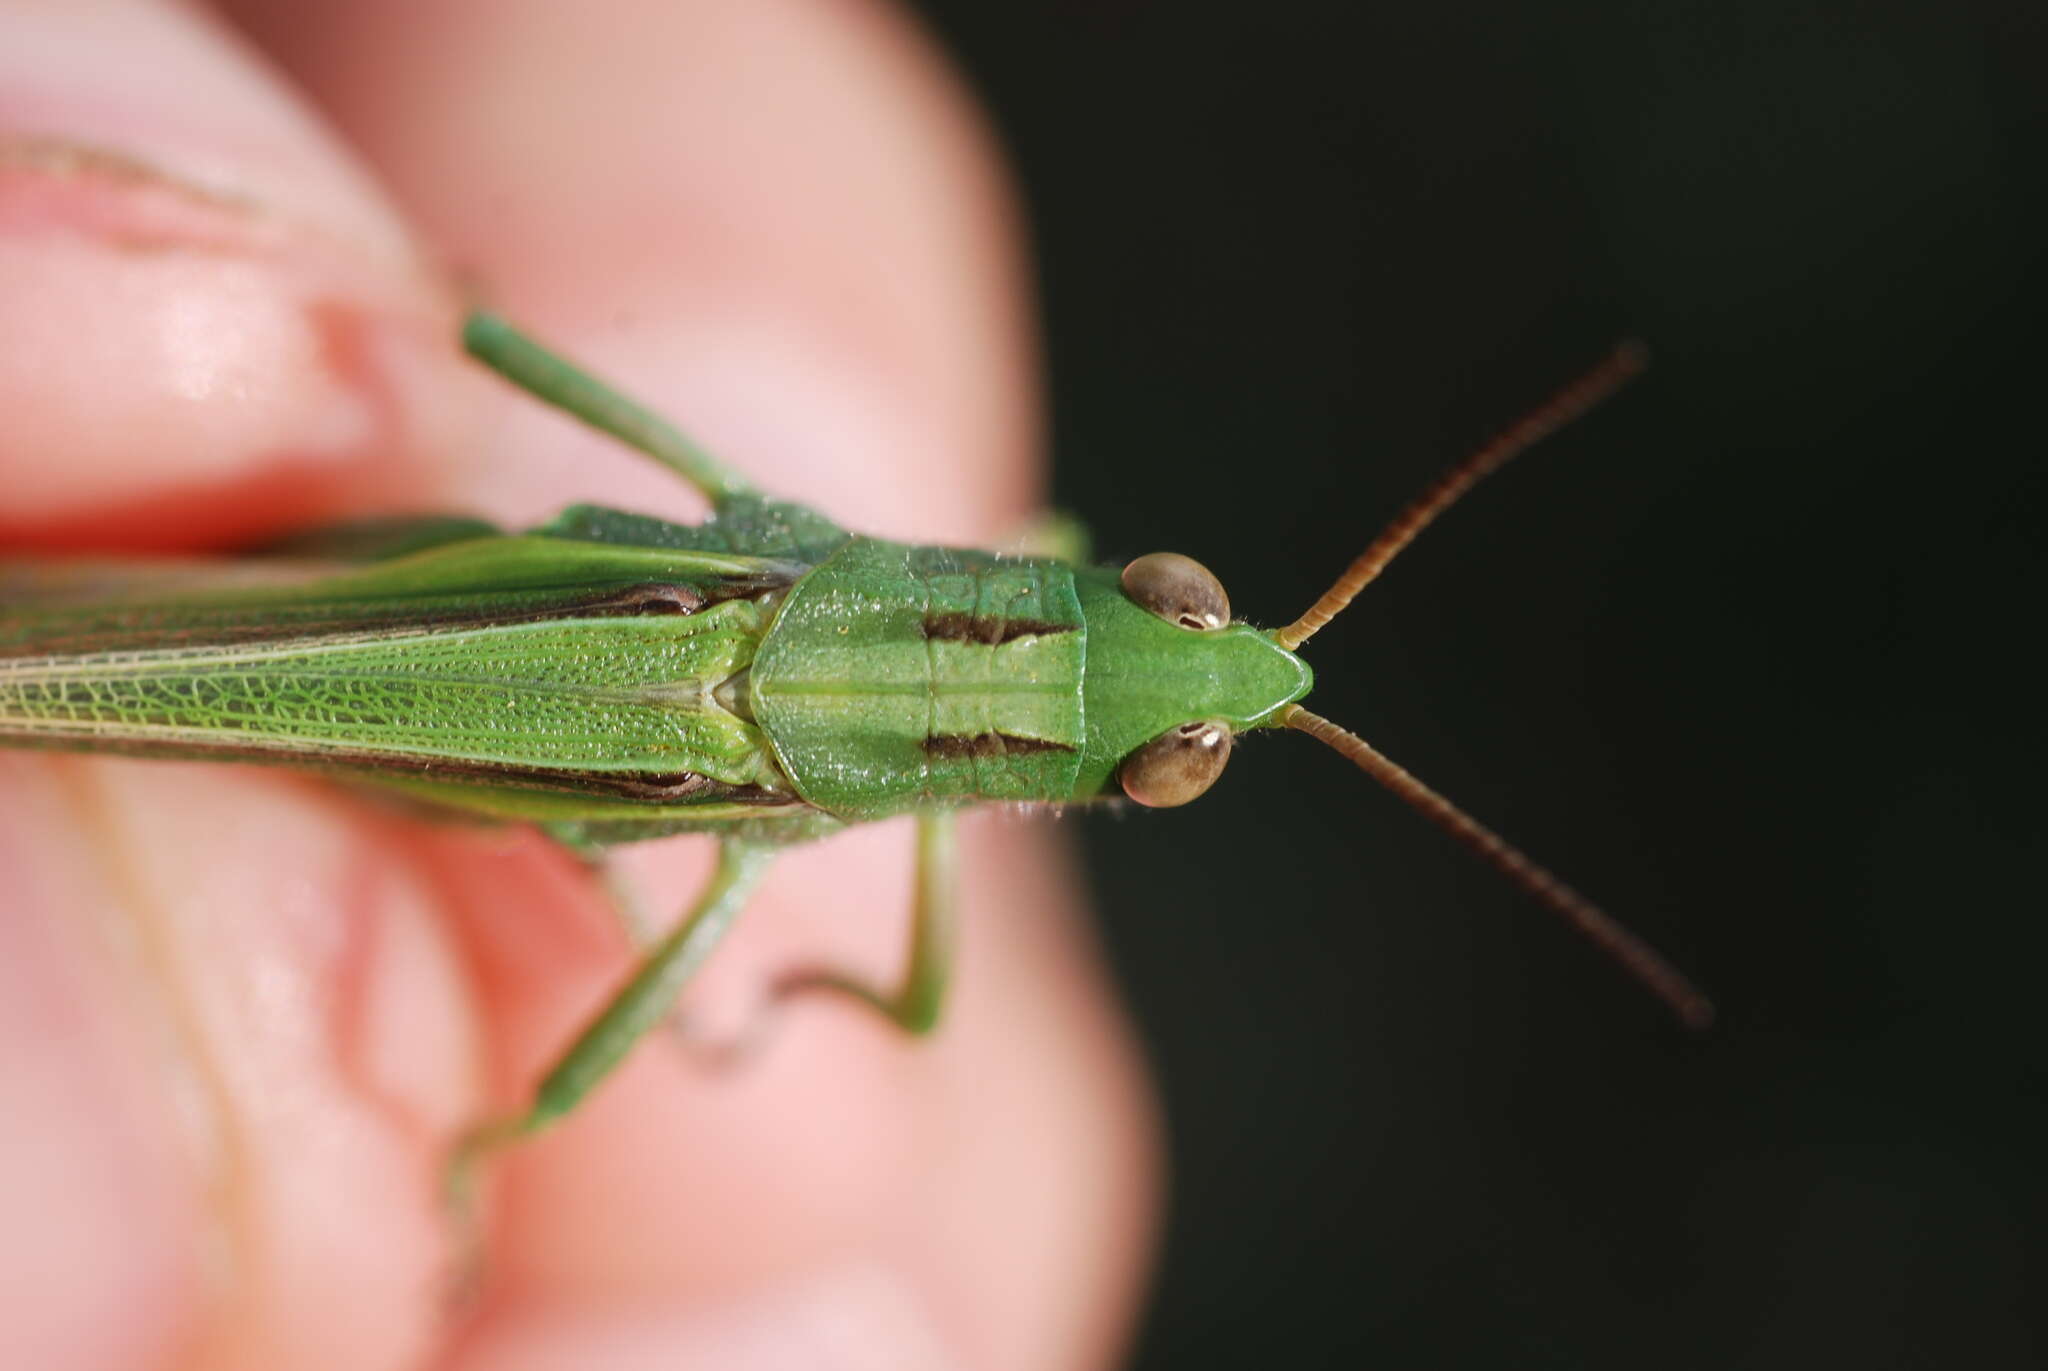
[0,4,482,550]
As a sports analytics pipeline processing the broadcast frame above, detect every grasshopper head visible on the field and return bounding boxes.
[1072,553,1311,807]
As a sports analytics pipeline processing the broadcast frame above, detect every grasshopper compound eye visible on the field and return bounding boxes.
[1120,720,1234,807]
[1121,552,1230,630]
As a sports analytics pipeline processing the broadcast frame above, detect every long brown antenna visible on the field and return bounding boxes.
[1281,704,1714,1029]
[1274,342,1648,651]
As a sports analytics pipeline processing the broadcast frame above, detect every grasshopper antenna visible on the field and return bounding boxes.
[1280,704,1714,1029]
[1275,341,1648,651]
[1272,342,1710,1027]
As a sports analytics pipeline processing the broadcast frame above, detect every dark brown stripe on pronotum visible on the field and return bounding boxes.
[921,732,1075,760]
[919,611,1073,646]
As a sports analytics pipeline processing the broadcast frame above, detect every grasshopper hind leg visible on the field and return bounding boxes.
[444,839,775,1283]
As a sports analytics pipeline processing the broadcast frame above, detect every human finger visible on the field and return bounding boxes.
[0,1,528,1363]
[218,3,1160,1369]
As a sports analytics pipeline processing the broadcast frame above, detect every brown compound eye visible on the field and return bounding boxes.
[1121,552,1230,631]
[1120,720,1233,808]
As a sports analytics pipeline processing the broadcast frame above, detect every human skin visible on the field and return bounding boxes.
[0,2,1160,1368]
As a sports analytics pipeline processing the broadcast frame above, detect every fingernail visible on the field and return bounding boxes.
[0,2,413,262]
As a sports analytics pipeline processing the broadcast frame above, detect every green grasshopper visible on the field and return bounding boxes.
[0,314,1710,1207]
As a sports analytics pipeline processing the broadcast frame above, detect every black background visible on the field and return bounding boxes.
[914,2,2045,1367]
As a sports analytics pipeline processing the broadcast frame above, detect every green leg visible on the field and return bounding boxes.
[589,859,729,1055]
[769,809,958,1037]
[676,811,959,1073]
[461,311,757,505]
[446,840,775,1220]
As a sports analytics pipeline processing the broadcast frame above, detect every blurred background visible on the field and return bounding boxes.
[913,1,2045,1367]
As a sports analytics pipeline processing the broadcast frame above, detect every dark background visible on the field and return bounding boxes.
[913,2,2045,1367]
